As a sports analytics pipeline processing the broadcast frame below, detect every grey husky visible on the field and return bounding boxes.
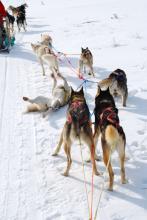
[98,69,128,106]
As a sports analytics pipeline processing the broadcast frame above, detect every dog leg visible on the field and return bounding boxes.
[63,142,72,176]
[122,92,127,107]
[52,130,63,156]
[42,108,52,118]
[82,131,100,175]
[117,139,127,184]
[90,65,95,77]
[51,73,57,93]
[102,138,114,191]
[23,24,26,32]
[39,57,45,76]
[78,60,83,75]
[93,126,101,161]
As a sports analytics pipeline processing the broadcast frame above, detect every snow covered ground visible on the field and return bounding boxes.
[0,0,147,219]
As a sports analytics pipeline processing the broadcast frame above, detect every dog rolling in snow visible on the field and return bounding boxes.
[98,69,128,107]
[31,43,59,76]
[52,87,100,176]
[23,73,71,115]
[79,47,94,77]
[94,87,127,191]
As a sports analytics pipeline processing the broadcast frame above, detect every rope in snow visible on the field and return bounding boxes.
[94,150,112,220]
[78,137,91,219]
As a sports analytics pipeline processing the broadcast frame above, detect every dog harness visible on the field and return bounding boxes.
[67,101,89,126]
[100,107,120,129]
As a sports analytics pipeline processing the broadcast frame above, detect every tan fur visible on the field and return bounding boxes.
[31,43,59,76]
[27,104,42,112]
[52,89,100,176]
[105,125,119,150]
[41,34,52,47]
[98,78,112,89]
[79,48,94,77]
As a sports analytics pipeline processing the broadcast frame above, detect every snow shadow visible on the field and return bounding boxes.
[123,95,147,116]
[59,55,110,78]
[110,160,147,210]
[10,45,36,62]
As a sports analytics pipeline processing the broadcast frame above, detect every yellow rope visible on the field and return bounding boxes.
[79,137,91,219]
[94,149,112,220]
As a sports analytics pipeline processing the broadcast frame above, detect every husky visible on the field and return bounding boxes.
[6,11,15,32]
[40,34,52,48]
[23,73,71,115]
[31,43,59,76]
[16,11,26,32]
[98,69,128,107]
[79,47,94,77]
[8,4,28,17]
[94,87,127,191]
[52,87,100,176]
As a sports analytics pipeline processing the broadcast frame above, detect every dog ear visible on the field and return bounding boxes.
[81,47,84,52]
[106,87,110,93]
[71,87,75,96]
[96,85,101,96]
[86,47,88,50]
[79,86,84,94]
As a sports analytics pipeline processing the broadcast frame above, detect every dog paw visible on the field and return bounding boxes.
[85,158,91,163]
[94,170,101,176]
[107,186,113,191]
[121,179,128,184]
[42,113,46,118]
[62,172,69,177]
[95,154,102,161]
[52,152,58,156]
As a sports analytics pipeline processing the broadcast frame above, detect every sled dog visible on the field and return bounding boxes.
[40,34,52,48]
[98,69,128,106]
[79,47,94,76]
[23,73,71,115]
[52,87,100,176]
[94,87,127,191]
[31,43,59,76]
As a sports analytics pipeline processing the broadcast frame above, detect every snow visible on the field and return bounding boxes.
[0,0,147,219]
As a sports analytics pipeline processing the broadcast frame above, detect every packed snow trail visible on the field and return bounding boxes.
[0,0,147,220]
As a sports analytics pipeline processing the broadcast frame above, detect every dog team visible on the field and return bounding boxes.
[21,29,128,191]
[4,3,28,33]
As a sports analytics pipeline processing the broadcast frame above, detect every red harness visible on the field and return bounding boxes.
[67,101,89,125]
[100,107,119,128]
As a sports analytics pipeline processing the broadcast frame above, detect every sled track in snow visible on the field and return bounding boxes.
[0,57,8,138]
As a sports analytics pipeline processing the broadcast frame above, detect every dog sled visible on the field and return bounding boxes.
[0,17,15,53]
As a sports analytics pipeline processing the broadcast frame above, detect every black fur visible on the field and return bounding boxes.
[16,12,26,31]
[94,87,125,140]
[66,87,90,137]
[6,12,15,25]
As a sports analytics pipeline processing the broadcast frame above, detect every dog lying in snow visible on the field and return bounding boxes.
[23,73,71,116]
[31,41,59,76]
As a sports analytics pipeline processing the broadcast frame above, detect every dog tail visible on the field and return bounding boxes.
[23,96,29,101]
[105,125,119,151]
[98,78,112,88]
